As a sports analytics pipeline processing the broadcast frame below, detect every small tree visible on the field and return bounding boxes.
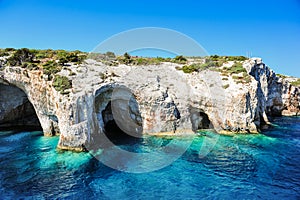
[173,55,187,63]
[7,48,35,66]
[124,52,131,60]
[105,51,116,59]
[123,52,132,64]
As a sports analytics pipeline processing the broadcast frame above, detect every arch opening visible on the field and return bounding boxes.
[95,86,143,144]
[189,107,213,132]
[0,83,42,131]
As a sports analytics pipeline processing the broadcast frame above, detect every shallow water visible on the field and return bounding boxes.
[0,117,300,199]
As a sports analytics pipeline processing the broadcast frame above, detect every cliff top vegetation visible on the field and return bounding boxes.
[0,48,250,73]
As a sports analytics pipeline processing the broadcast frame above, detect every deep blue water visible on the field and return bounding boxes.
[0,117,300,199]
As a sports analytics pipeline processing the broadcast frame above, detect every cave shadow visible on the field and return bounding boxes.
[189,107,214,132]
[0,83,42,132]
[94,85,143,147]
[102,101,143,145]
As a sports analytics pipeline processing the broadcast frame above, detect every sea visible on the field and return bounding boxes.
[0,116,299,199]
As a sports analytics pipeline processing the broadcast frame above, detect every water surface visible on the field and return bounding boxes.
[0,117,299,199]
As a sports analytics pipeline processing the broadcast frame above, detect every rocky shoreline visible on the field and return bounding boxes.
[0,50,299,151]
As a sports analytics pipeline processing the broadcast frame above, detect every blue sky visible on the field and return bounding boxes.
[0,0,299,76]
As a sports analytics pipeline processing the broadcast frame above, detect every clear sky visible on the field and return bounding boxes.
[0,0,299,77]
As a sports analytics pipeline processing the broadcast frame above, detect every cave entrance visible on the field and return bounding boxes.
[95,86,143,145]
[190,108,213,131]
[0,83,42,131]
[102,101,136,144]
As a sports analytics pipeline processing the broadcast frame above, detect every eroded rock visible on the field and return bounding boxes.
[0,57,299,151]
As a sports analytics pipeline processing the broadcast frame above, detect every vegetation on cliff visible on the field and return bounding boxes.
[1,48,87,73]
[176,55,252,84]
[52,74,72,94]
[290,79,300,87]
[277,74,300,87]
[0,48,275,88]
[0,48,258,88]
[88,52,188,66]
[1,48,251,71]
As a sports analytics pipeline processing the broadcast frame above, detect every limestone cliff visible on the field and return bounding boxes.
[0,53,299,151]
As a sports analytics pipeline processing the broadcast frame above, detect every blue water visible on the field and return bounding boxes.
[0,117,300,199]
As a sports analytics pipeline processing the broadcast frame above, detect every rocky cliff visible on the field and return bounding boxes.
[0,52,299,151]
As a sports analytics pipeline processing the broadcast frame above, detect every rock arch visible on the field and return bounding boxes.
[0,83,41,130]
[94,85,143,143]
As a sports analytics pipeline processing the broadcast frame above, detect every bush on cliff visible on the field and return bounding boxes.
[0,49,9,57]
[119,52,132,64]
[172,55,187,64]
[58,51,87,66]
[181,62,216,73]
[209,55,247,62]
[291,79,300,87]
[53,75,72,94]
[21,62,39,70]
[225,62,246,74]
[7,48,35,66]
[226,56,247,61]
[42,60,61,75]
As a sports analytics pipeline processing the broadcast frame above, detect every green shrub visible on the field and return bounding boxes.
[232,75,242,80]
[35,49,55,59]
[156,57,171,62]
[42,60,61,75]
[58,52,82,65]
[105,51,116,59]
[226,56,247,61]
[4,48,15,52]
[7,48,35,66]
[174,55,187,61]
[0,49,10,57]
[58,56,69,66]
[209,55,220,61]
[21,62,38,70]
[99,72,106,80]
[172,55,187,64]
[53,75,72,94]
[277,74,288,79]
[223,84,230,89]
[124,52,130,60]
[180,62,216,73]
[118,52,132,65]
[226,62,246,74]
[131,57,162,65]
[208,55,247,62]
[69,71,77,76]
[291,79,300,87]
[136,57,148,65]
[182,65,198,73]
[232,72,252,84]
[244,75,252,83]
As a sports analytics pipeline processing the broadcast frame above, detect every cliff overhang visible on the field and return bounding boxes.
[0,50,299,151]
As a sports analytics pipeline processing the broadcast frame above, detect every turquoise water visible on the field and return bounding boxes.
[0,117,300,199]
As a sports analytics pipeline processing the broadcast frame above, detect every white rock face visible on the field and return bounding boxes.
[0,57,299,151]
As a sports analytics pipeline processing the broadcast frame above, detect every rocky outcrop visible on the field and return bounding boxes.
[281,78,300,116]
[0,57,299,151]
[247,58,300,117]
[0,82,40,128]
[0,67,61,136]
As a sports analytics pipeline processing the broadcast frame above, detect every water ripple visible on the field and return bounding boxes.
[0,117,300,199]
